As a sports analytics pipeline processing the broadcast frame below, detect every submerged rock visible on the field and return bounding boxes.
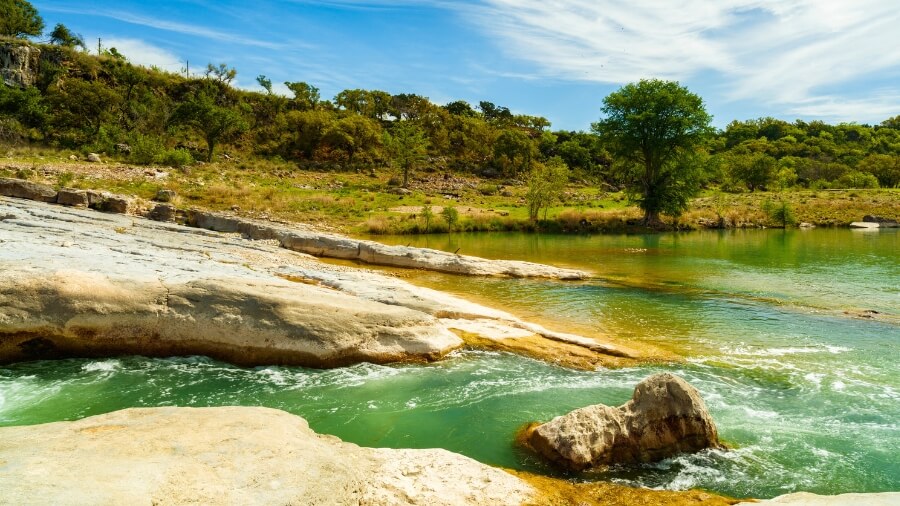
[0,406,537,506]
[528,373,721,469]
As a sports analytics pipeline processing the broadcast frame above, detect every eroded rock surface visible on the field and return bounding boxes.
[528,373,721,469]
[187,209,590,279]
[0,43,40,87]
[1,197,629,367]
[0,406,537,506]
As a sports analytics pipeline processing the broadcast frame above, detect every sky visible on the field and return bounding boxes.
[33,0,900,131]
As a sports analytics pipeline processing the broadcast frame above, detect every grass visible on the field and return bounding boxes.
[2,145,897,235]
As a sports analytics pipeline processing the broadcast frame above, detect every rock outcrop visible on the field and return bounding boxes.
[0,406,537,506]
[0,177,57,202]
[0,42,40,87]
[528,373,721,470]
[186,210,590,279]
[1,197,634,368]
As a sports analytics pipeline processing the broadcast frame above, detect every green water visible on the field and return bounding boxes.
[2,229,898,498]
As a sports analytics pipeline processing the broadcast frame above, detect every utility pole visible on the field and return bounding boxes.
[97,37,102,55]
[186,60,189,78]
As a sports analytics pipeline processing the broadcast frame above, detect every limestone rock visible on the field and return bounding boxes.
[736,492,900,505]
[0,406,536,506]
[56,188,88,207]
[0,177,57,202]
[529,373,721,469]
[90,192,132,214]
[0,43,40,87]
[186,210,588,279]
[154,188,177,202]
[1,198,620,368]
[87,152,102,163]
[0,198,462,367]
[148,203,177,222]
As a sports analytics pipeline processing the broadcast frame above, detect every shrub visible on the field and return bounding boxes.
[158,148,194,168]
[837,170,879,189]
[763,198,796,227]
[129,134,164,165]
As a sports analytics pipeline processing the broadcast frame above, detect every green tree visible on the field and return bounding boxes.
[727,152,777,191]
[48,23,84,48]
[525,157,569,221]
[592,79,712,225]
[256,75,273,95]
[0,0,44,38]
[285,81,320,110]
[172,89,248,162]
[205,63,236,84]
[384,121,429,187]
[493,128,536,176]
[857,154,900,188]
[420,205,434,233]
[441,205,459,232]
[322,115,381,166]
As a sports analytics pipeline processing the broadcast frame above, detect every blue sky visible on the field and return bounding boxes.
[34,0,900,131]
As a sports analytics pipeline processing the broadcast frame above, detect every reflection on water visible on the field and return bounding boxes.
[1,228,898,498]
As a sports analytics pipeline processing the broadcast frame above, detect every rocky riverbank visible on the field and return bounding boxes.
[0,195,651,368]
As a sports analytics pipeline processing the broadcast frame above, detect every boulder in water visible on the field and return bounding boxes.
[528,373,721,469]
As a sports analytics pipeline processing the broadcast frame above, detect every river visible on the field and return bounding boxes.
[1,228,897,498]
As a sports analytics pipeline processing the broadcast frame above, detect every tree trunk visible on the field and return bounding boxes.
[206,136,215,162]
[643,209,663,227]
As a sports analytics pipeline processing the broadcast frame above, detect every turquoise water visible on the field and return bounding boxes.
[1,229,898,498]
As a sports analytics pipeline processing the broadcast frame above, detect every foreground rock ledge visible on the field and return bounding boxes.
[1,197,641,368]
[0,406,536,506]
[527,373,722,470]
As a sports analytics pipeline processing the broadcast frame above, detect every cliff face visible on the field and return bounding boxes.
[0,42,41,87]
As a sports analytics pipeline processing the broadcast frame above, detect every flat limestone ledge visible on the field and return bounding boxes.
[736,492,900,505]
[849,221,899,229]
[1,197,634,367]
[0,406,537,506]
[186,209,591,280]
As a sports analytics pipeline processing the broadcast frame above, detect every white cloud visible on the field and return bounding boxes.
[453,0,900,119]
[102,38,183,72]
[43,5,288,49]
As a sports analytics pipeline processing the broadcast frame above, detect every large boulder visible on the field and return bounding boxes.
[0,177,57,202]
[56,188,89,207]
[528,373,721,469]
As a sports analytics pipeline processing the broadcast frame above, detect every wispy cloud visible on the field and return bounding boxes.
[42,5,289,49]
[453,0,900,120]
[101,38,183,71]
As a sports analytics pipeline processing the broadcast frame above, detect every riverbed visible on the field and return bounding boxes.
[1,228,897,498]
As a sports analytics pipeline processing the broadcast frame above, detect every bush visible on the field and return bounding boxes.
[477,183,500,195]
[763,198,796,227]
[129,134,164,165]
[837,170,879,189]
[158,148,194,168]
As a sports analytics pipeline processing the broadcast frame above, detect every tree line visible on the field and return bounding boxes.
[1,0,898,226]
